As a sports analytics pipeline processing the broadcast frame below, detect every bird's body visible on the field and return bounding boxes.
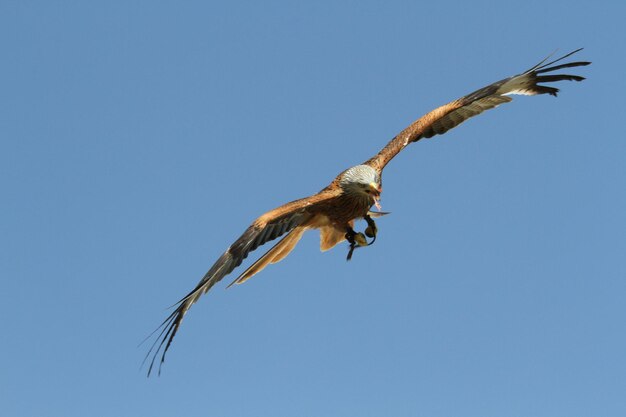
[145,49,590,375]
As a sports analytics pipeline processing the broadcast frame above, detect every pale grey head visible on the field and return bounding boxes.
[339,165,382,209]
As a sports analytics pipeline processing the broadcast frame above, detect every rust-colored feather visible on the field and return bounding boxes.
[364,49,589,172]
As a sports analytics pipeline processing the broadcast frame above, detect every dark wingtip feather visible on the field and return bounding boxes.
[141,306,183,377]
[525,48,588,75]
[537,86,560,96]
[536,61,591,74]
[525,49,589,97]
[141,214,308,376]
[536,74,586,83]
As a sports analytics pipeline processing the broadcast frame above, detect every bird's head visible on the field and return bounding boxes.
[339,165,382,210]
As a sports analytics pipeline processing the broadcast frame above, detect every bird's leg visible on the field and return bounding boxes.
[363,215,378,245]
[345,226,368,261]
[345,227,357,261]
[345,227,356,244]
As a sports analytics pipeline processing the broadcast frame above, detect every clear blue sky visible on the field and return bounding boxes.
[2,1,624,416]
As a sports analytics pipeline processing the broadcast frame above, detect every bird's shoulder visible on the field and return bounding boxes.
[254,187,341,228]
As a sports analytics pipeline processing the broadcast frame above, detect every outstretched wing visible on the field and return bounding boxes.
[144,190,337,376]
[364,49,590,172]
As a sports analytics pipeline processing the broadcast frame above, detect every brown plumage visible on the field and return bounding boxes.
[144,49,590,375]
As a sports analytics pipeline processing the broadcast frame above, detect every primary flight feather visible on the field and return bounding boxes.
[145,49,590,376]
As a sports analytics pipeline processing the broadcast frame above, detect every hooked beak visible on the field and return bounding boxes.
[369,182,382,211]
[373,196,382,211]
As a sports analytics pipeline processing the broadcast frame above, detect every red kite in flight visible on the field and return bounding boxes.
[145,49,590,375]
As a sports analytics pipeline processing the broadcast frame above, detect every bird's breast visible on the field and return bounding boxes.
[318,193,372,226]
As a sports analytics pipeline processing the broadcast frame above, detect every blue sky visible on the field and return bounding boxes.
[2,1,625,416]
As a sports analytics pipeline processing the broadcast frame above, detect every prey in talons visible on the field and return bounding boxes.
[345,212,388,261]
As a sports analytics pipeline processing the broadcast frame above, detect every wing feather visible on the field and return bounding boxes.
[144,190,337,376]
[227,226,307,287]
[364,49,590,171]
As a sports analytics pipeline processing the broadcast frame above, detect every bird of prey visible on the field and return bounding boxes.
[145,49,590,375]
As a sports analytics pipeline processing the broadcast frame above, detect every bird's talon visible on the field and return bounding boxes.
[346,225,377,260]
